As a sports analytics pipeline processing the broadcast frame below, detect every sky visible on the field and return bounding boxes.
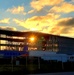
[0,0,74,38]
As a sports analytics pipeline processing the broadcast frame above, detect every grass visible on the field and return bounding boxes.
[0,64,25,72]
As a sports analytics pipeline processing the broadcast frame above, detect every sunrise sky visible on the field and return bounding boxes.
[0,0,74,37]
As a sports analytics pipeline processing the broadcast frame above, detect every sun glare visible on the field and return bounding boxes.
[30,37,35,42]
[30,28,37,31]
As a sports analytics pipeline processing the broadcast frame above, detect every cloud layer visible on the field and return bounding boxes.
[7,6,26,15]
[0,0,74,38]
[0,18,10,24]
[31,0,63,11]
[0,26,16,31]
[50,2,74,13]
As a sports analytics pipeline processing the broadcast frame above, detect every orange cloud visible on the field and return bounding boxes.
[28,10,35,14]
[0,26,17,31]
[56,17,74,26]
[50,2,74,13]
[60,27,74,38]
[0,18,10,24]
[7,6,26,15]
[31,0,64,11]
[50,26,74,38]
[28,13,60,22]
[50,17,74,36]
[13,12,74,38]
[13,13,60,32]
[49,26,65,35]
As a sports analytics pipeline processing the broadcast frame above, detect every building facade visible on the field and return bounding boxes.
[0,29,74,61]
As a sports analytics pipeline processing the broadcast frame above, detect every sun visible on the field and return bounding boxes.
[30,37,35,42]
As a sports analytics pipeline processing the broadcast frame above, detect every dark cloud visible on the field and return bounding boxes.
[60,27,70,34]
[53,17,74,35]
[57,18,74,26]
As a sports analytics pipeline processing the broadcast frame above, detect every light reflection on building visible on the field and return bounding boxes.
[0,29,74,55]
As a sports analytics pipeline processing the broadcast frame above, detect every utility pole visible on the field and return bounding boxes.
[11,55,13,72]
[38,57,40,69]
[26,56,27,67]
